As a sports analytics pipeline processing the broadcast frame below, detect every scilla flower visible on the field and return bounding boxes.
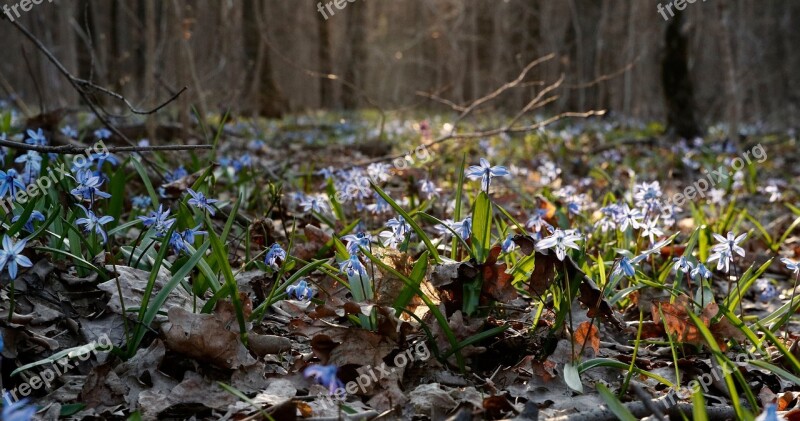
[535,229,582,261]
[287,279,314,301]
[342,232,372,255]
[75,205,114,244]
[11,211,44,233]
[303,364,344,395]
[711,231,747,258]
[1,394,36,421]
[672,256,694,274]
[0,169,25,199]
[465,158,510,192]
[339,254,368,279]
[264,244,286,270]
[186,188,218,215]
[0,235,33,280]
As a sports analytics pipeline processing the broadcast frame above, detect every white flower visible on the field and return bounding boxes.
[710,231,746,258]
[535,229,582,261]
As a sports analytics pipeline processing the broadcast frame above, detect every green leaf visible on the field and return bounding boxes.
[452,154,466,260]
[471,191,492,264]
[361,247,464,372]
[6,194,39,238]
[596,383,637,421]
[393,251,429,312]
[687,311,756,418]
[131,157,159,206]
[371,181,441,263]
[206,211,248,345]
[749,360,800,386]
[693,388,709,421]
[564,362,583,393]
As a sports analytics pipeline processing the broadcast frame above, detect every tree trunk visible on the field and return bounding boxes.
[242,0,286,118]
[342,1,366,109]
[661,9,702,140]
[316,13,334,109]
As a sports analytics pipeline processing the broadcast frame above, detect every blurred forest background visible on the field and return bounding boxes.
[1,0,798,136]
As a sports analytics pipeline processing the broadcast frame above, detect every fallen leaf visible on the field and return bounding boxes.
[160,304,256,369]
[573,321,600,355]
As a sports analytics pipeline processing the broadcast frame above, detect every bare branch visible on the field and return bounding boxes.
[451,53,556,131]
[0,139,211,155]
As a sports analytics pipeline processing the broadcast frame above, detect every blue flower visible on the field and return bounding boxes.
[303,364,344,395]
[707,248,732,273]
[60,125,78,139]
[138,205,176,234]
[339,254,368,279]
[0,170,25,199]
[756,279,779,303]
[501,234,517,253]
[287,279,314,301]
[672,256,694,274]
[0,146,6,166]
[93,128,112,140]
[691,263,712,281]
[10,211,44,232]
[233,155,252,172]
[526,209,553,234]
[187,188,218,215]
[418,179,439,199]
[24,128,46,146]
[341,232,372,256]
[14,151,42,183]
[70,169,111,202]
[264,243,286,270]
[615,256,636,278]
[181,225,206,245]
[465,158,510,192]
[616,204,643,231]
[90,152,119,169]
[75,205,114,244]
[164,166,188,183]
[131,195,152,210]
[299,194,329,214]
[379,216,411,249]
[451,217,472,240]
[1,394,36,421]
[781,257,800,275]
[0,235,33,280]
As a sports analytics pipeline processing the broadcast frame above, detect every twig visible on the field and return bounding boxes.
[536,393,747,421]
[6,18,191,176]
[74,80,187,115]
[0,139,211,155]
[341,110,606,170]
[451,53,556,132]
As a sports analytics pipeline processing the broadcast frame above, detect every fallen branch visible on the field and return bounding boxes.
[0,139,211,154]
[342,110,606,170]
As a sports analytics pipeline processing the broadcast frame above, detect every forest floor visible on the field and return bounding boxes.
[1,111,799,420]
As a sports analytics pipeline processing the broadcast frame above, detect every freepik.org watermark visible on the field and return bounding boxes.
[2,0,54,22]
[0,140,108,215]
[661,143,766,209]
[317,341,431,409]
[662,347,762,407]
[316,0,359,20]
[2,334,112,403]
[657,0,708,21]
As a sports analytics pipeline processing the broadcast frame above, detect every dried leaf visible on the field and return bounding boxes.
[160,305,256,369]
[573,321,600,354]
